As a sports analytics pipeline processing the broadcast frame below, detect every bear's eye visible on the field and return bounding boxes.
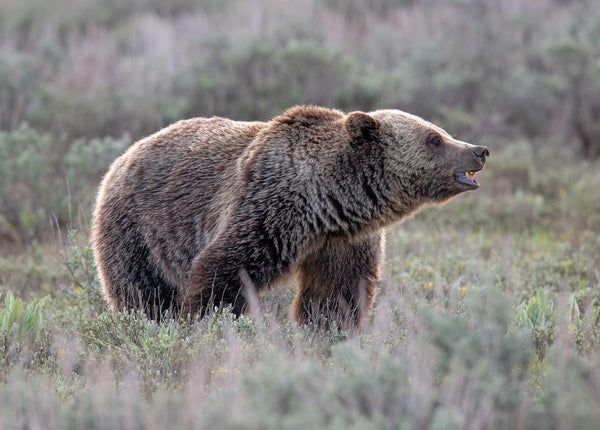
[428,134,443,147]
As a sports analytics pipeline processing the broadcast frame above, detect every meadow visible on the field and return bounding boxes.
[1,0,600,428]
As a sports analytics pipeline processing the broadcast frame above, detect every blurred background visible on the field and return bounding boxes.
[0,0,599,253]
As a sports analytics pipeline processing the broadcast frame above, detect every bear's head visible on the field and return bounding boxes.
[345,109,489,205]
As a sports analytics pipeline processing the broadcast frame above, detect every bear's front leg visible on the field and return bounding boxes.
[293,230,385,331]
[180,246,248,318]
[181,233,253,317]
[181,233,281,318]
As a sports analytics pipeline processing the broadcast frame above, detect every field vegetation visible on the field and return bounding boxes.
[1,0,600,428]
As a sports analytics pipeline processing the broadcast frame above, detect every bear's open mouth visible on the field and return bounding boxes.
[454,171,479,188]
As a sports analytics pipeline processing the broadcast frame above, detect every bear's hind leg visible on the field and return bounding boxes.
[94,226,180,321]
[293,231,384,332]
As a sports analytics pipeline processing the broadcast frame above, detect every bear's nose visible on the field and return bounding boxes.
[473,146,489,160]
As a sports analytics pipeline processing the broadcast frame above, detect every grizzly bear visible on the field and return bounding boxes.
[91,105,488,330]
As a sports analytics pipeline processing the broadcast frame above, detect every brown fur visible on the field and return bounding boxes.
[91,105,488,329]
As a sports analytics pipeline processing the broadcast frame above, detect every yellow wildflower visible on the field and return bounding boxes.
[211,367,241,375]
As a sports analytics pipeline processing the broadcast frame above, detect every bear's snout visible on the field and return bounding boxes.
[472,146,490,161]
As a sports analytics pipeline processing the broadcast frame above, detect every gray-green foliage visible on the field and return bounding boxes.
[180,40,352,121]
[0,124,61,243]
[0,291,46,345]
[3,283,600,430]
[0,290,51,376]
[516,288,556,358]
[0,125,129,245]
[0,0,599,151]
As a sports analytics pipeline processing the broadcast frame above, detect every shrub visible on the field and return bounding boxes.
[516,288,557,359]
[0,124,65,244]
[0,291,51,376]
[179,39,352,121]
[0,291,46,345]
[0,125,129,247]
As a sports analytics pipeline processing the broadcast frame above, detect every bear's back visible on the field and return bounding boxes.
[93,116,267,288]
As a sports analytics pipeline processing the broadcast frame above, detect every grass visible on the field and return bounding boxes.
[1,144,600,429]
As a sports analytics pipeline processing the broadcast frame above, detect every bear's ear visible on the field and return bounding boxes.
[345,112,379,146]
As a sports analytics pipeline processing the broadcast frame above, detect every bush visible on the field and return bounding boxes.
[0,125,129,247]
[0,124,66,244]
[0,291,51,376]
[178,40,352,121]
[0,291,46,346]
[516,288,556,359]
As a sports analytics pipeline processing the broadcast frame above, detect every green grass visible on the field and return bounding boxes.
[1,145,600,429]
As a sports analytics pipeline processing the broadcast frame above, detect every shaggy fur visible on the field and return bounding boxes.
[91,105,489,329]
